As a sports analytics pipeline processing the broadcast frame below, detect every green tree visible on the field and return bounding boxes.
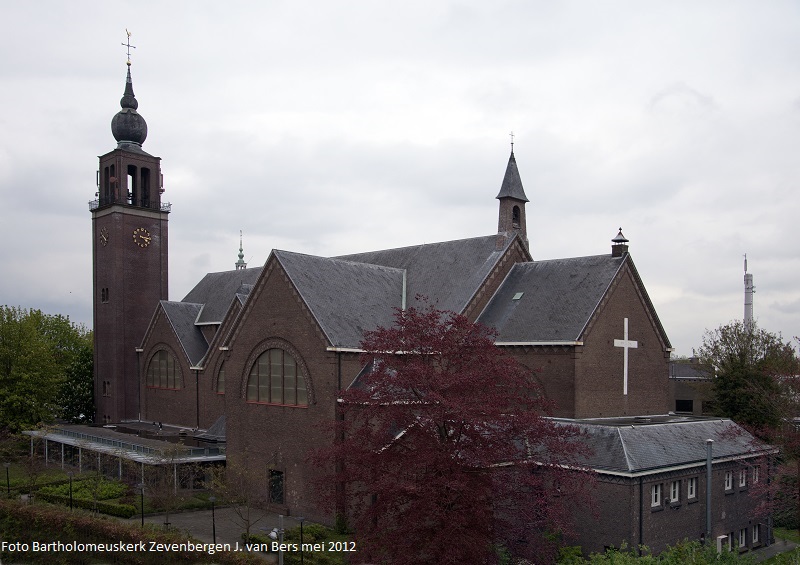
[697,320,798,431]
[56,340,94,423]
[0,306,93,433]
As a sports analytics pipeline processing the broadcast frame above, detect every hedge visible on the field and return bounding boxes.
[35,491,137,518]
[0,498,261,564]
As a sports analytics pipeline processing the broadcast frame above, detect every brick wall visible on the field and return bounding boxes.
[575,265,670,418]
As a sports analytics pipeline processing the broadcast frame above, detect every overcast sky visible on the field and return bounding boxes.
[1,1,798,357]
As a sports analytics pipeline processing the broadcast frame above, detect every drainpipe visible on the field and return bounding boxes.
[135,348,143,422]
[638,476,644,555]
[401,270,407,311]
[194,369,200,429]
[706,439,713,543]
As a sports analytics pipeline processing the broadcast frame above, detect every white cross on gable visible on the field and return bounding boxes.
[614,317,638,395]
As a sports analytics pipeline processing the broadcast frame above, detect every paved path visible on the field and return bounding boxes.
[124,507,306,563]
[752,535,798,563]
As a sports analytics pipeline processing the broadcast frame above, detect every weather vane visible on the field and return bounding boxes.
[509,131,515,151]
[122,29,136,66]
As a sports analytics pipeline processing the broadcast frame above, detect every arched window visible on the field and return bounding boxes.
[216,362,225,394]
[247,349,307,406]
[512,205,521,228]
[146,350,181,389]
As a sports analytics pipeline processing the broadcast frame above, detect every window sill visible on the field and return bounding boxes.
[651,506,664,513]
[246,401,309,408]
[669,502,681,509]
[688,498,699,504]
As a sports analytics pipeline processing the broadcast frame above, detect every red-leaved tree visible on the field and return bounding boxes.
[314,303,592,564]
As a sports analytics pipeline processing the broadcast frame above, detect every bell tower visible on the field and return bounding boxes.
[91,47,169,423]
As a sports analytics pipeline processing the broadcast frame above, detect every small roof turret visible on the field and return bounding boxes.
[235,231,247,270]
[611,228,629,257]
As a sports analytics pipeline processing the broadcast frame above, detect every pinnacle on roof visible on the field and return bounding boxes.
[495,150,529,202]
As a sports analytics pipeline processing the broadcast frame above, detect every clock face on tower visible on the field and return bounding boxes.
[99,227,109,247]
[132,227,152,248]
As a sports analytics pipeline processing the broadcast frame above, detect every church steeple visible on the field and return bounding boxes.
[496,145,529,250]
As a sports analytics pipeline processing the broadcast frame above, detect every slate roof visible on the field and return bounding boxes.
[477,254,625,342]
[670,361,711,380]
[195,415,226,442]
[182,267,262,324]
[495,151,529,202]
[336,234,514,315]
[558,417,771,475]
[275,250,406,348]
[160,301,207,366]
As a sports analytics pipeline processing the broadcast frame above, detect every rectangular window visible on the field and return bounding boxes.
[739,469,746,487]
[670,480,680,503]
[725,471,733,490]
[687,477,697,499]
[651,484,661,507]
[268,469,284,505]
[753,466,759,484]
[739,528,746,548]
[753,524,760,543]
[675,399,693,413]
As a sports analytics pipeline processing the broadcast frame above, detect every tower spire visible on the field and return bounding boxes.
[235,231,247,270]
[111,30,147,149]
[496,142,529,251]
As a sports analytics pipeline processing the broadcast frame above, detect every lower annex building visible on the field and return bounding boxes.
[35,60,772,557]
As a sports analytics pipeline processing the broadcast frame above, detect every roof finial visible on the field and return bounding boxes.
[122,29,136,67]
[509,131,515,153]
[235,230,247,270]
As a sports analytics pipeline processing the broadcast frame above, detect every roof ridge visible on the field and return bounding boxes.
[276,249,408,274]
[527,253,619,264]
[334,233,497,258]
[617,427,635,472]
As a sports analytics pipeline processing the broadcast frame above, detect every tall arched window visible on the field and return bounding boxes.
[247,349,307,406]
[146,350,181,389]
[216,362,225,394]
[512,205,521,228]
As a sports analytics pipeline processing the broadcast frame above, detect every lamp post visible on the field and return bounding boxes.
[209,496,217,544]
[137,483,145,527]
[268,514,285,565]
[298,517,305,565]
[68,471,73,510]
[4,462,10,496]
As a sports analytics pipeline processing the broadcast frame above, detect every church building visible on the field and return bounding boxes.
[52,59,771,556]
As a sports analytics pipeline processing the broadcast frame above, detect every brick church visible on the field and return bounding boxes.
[74,60,772,555]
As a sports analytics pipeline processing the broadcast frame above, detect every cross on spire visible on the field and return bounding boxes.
[613,317,638,395]
[122,29,136,66]
[509,131,515,152]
